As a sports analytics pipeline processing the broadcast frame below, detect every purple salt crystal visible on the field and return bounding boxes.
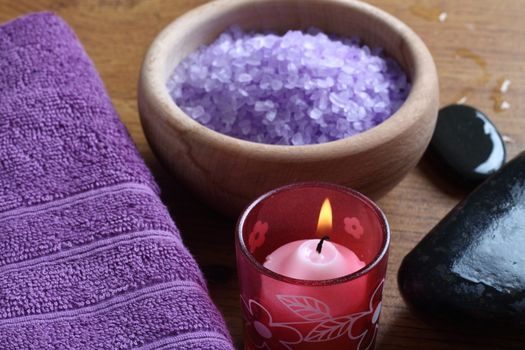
[168,27,410,145]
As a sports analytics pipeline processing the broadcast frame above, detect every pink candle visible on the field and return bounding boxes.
[237,185,389,350]
[249,197,369,350]
[263,198,365,280]
[264,238,365,280]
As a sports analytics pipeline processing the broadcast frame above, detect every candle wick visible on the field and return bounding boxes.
[316,235,330,254]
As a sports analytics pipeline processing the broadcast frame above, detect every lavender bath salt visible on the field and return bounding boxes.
[168,27,410,145]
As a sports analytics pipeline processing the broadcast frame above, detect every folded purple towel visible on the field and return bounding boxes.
[0,12,233,350]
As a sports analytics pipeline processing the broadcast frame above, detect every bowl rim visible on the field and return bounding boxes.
[140,0,438,162]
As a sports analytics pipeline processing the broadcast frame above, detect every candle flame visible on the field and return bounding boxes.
[316,198,332,237]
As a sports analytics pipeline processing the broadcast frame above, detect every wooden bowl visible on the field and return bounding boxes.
[139,0,439,217]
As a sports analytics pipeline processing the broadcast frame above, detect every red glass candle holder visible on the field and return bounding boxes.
[236,183,390,350]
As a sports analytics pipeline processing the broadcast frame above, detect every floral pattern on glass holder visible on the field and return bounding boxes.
[236,183,390,350]
[241,280,383,350]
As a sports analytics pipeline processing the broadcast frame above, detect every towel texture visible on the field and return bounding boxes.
[0,12,233,350]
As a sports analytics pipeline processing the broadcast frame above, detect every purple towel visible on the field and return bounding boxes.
[0,12,233,350]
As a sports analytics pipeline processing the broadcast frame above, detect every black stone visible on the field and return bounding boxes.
[427,104,506,185]
[398,152,525,327]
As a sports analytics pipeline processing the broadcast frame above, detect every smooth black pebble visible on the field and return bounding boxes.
[428,104,506,185]
[398,152,525,327]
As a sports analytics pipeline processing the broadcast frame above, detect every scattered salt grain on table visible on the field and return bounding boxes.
[168,26,410,145]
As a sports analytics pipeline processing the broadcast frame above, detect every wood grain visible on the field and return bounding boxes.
[1,0,524,349]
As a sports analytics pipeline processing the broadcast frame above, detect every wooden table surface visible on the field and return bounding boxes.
[1,0,524,349]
